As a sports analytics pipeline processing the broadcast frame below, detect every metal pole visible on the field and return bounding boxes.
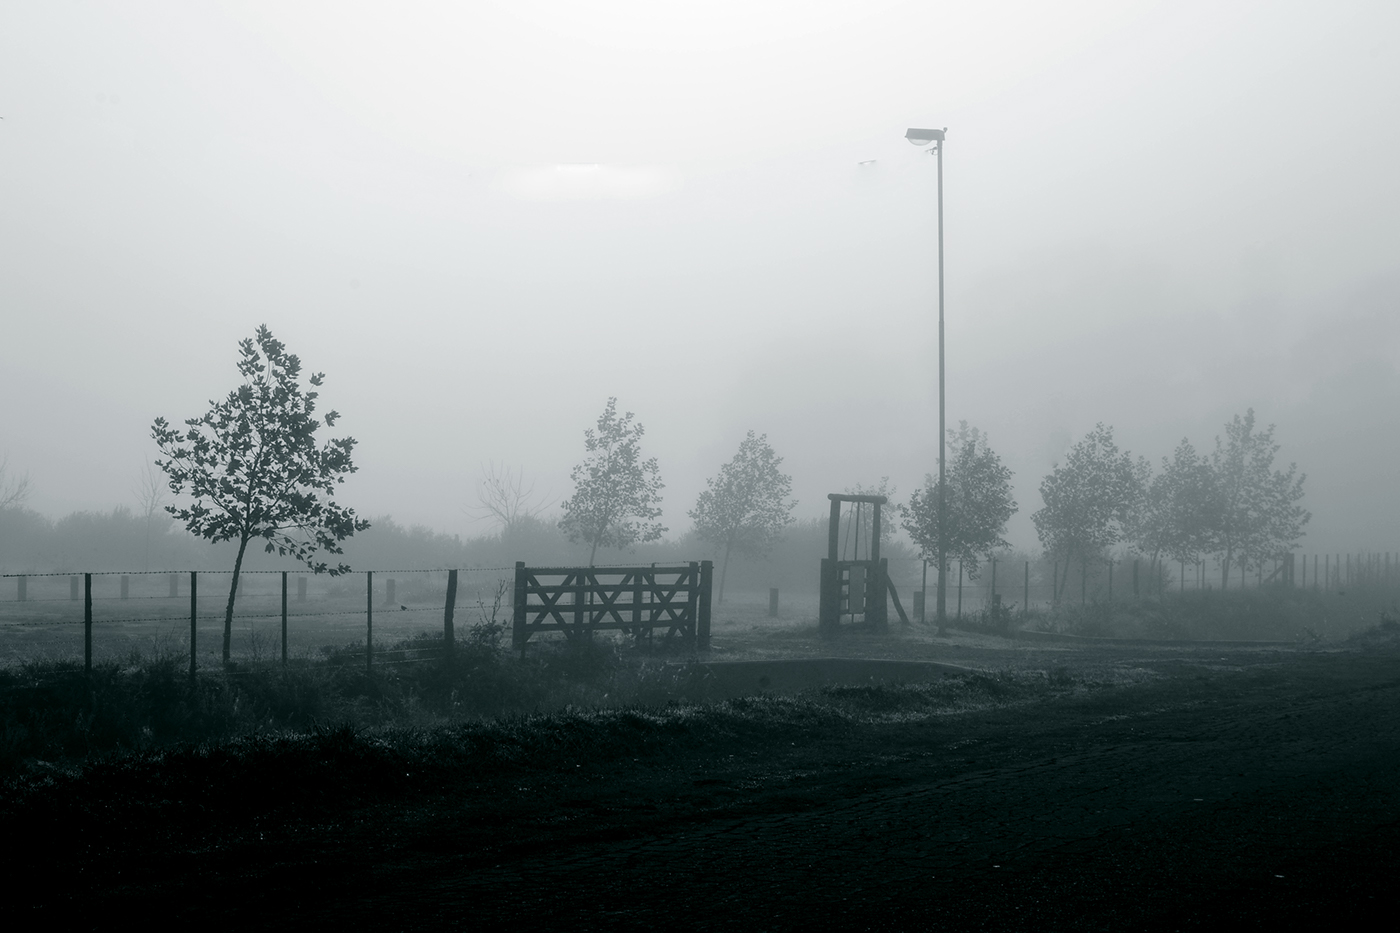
[935,133,948,633]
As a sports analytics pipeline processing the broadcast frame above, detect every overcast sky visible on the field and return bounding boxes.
[2,0,1397,554]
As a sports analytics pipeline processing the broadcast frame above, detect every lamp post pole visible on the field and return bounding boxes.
[906,127,948,631]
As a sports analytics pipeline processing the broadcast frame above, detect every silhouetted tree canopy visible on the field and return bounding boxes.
[152,325,368,663]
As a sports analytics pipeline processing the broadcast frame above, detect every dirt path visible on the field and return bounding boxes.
[13,647,1400,930]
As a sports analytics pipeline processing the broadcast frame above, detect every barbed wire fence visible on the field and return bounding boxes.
[1,551,1394,673]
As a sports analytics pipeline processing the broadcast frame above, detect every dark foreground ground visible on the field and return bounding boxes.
[6,643,1400,931]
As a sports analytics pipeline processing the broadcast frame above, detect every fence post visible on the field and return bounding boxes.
[189,571,197,684]
[443,569,458,658]
[769,587,779,618]
[365,571,373,673]
[512,562,527,650]
[83,573,93,681]
[698,560,713,649]
[17,575,25,602]
[280,571,288,666]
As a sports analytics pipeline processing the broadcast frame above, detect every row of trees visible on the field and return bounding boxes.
[71,326,1304,660]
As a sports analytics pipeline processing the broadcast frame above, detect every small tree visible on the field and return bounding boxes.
[0,455,30,512]
[558,398,665,565]
[902,422,1017,582]
[1031,423,1144,601]
[1209,409,1308,588]
[1143,439,1219,575]
[469,461,554,539]
[152,326,369,664]
[689,431,796,603]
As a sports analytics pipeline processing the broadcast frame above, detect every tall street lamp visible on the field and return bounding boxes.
[906,126,948,631]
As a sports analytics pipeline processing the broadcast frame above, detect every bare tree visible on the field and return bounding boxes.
[468,461,554,537]
[134,458,170,570]
[0,456,30,511]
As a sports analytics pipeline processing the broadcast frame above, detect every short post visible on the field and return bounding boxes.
[189,571,197,684]
[297,575,307,602]
[17,575,26,602]
[386,577,396,607]
[84,573,93,681]
[768,587,779,618]
[512,562,528,650]
[365,571,373,672]
[443,569,458,658]
[120,575,129,600]
[70,575,80,600]
[698,560,713,649]
[169,573,178,598]
[280,571,288,666]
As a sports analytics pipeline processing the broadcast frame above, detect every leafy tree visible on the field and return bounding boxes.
[558,398,665,565]
[689,431,796,603]
[901,423,1016,583]
[1132,439,1218,568]
[152,326,368,663]
[1031,424,1145,600]
[1209,409,1309,588]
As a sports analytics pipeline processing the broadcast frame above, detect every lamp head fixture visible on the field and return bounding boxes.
[905,127,946,146]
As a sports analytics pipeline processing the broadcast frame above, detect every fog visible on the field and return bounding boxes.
[2,0,1397,557]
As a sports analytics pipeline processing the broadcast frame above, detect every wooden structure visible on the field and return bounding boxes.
[512,561,713,650]
[819,493,910,635]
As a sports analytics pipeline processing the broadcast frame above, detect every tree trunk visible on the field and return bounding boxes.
[223,534,251,665]
[717,537,733,605]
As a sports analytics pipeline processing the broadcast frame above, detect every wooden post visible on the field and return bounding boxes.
[870,502,882,564]
[769,587,779,618]
[297,575,307,602]
[280,571,288,666]
[443,569,458,658]
[827,498,842,561]
[71,575,79,600]
[697,560,713,649]
[83,573,93,681]
[512,563,528,650]
[920,559,928,623]
[17,575,26,602]
[365,571,373,672]
[819,559,839,636]
[120,575,129,600]
[189,571,197,684]
[957,560,963,621]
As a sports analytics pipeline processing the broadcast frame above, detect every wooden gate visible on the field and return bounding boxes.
[512,561,712,650]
